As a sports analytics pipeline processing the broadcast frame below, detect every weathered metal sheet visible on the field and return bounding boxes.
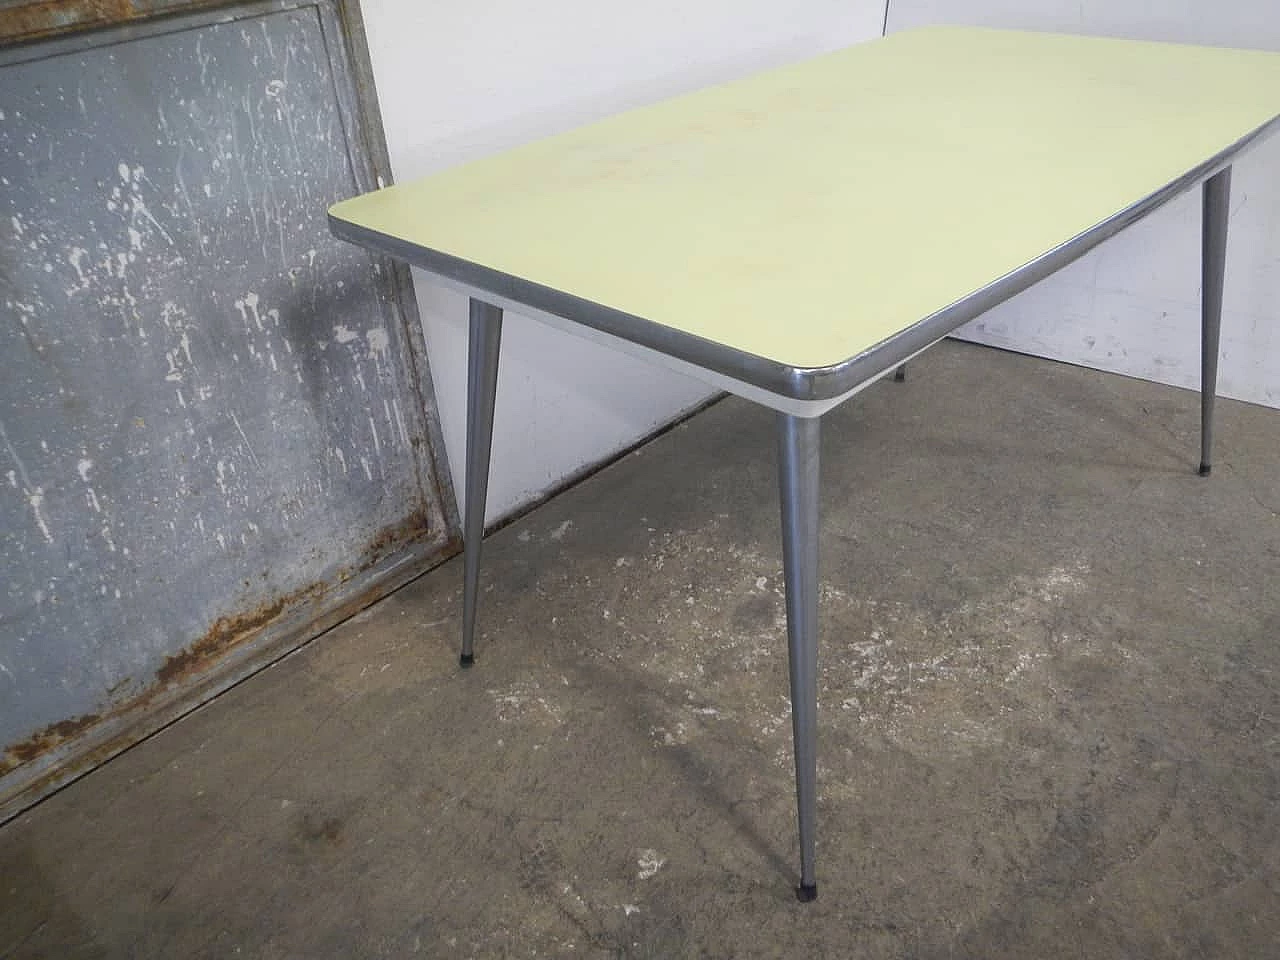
[0,1,457,818]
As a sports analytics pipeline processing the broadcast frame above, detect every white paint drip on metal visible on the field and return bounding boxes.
[0,418,53,544]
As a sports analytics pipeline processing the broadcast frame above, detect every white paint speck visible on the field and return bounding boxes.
[67,246,88,284]
[333,324,358,344]
[636,850,666,880]
[3,418,54,544]
[76,458,93,482]
[366,327,390,357]
[234,291,262,330]
[118,162,130,182]
[549,520,573,541]
[390,398,408,447]
[229,412,261,469]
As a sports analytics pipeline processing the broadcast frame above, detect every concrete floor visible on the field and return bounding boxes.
[3,341,1279,958]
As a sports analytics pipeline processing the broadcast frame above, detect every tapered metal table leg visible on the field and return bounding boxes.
[460,299,503,666]
[777,412,821,902]
[1200,166,1231,477]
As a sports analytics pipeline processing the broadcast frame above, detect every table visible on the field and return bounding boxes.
[329,26,1280,900]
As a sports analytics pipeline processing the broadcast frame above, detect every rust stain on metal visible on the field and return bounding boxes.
[147,506,440,692]
[2,503,447,789]
[154,587,314,688]
[1,713,102,776]
[3,722,147,806]
[350,506,434,576]
[0,0,228,45]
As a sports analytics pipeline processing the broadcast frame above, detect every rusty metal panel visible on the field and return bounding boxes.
[1,1,192,44]
[0,0,458,819]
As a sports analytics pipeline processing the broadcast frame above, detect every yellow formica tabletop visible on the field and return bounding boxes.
[330,26,1280,405]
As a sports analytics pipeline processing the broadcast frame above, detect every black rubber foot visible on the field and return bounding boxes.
[1198,463,1212,477]
[459,653,475,668]
[893,368,906,383]
[796,883,818,903]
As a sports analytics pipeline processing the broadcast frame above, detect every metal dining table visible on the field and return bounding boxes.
[329,25,1280,900]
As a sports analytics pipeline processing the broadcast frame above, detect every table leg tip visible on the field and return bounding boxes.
[796,883,818,903]
[892,369,906,382]
[1198,463,1212,477]
[459,653,476,668]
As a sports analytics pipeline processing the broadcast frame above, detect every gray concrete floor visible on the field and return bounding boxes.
[3,341,1279,959]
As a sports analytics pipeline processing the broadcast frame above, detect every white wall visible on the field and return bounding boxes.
[886,0,1280,410]
[359,1,887,523]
